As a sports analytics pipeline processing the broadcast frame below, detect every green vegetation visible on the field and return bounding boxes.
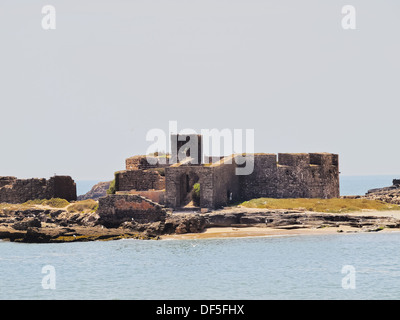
[23,198,70,208]
[107,179,116,195]
[107,172,118,195]
[239,198,400,213]
[67,199,99,213]
[191,183,201,206]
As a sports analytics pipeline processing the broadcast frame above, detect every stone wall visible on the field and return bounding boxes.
[164,152,339,209]
[240,153,339,200]
[115,169,165,191]
[165,165,211,208]
[170,134,202,165]
[0,176,77,204]
[165,157,240,209]
[118,190,166,205]
[97,194,167,228]
[239,154,278,199]
[125,155,170,171]
[211,155,240,208]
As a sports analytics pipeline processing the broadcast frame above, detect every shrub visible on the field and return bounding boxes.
[107,179,116,195]
[191,183,200,206]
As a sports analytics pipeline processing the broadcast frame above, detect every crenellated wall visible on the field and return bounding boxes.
[240,153,339,200]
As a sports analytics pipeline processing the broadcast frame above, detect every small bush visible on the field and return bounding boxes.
[107,179,116,195]
[191,183,200,206]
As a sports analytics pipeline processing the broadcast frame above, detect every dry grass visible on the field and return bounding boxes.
[23,198,70,208]
[67,199,98,213]
[0,198,98,214]
[240,198,400,213]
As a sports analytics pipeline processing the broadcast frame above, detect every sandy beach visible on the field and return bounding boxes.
[161,210,400,240]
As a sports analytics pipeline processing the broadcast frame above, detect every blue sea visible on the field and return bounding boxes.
[0,175,399,300]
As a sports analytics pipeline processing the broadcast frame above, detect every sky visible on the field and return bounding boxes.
[0,0,399,181]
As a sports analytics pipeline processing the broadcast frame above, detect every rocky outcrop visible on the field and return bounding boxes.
[97,194,167,228]
[1,200,399,243]
[161,208,400,235]
[0,206,152,243]
[77,181,111,201]
[364,179,400,204]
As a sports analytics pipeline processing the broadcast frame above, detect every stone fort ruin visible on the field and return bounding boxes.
[113,134,340,210]
[0,176,77,204]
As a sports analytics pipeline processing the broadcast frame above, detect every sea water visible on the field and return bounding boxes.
[1,175,399,300]
[1,232,400,300]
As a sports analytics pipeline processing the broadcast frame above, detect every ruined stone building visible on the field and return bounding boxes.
[0,176,77,203]
[113,134,340,209]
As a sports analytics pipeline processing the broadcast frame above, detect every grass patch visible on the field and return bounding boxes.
[23,198,70,208]
[67,199,98,213]
[240,198,400,213]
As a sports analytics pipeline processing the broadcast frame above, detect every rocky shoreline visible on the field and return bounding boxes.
[363,180,400,204]
[1,204,400,243]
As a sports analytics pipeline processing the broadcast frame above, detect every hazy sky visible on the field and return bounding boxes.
[0,0,399,180]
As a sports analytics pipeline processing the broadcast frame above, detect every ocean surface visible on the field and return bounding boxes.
[1,233,400,300]
[1,175,400,300]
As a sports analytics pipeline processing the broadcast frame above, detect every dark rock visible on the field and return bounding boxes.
[206,213,242,227]
[239,214,266,225]
[12,218,41,231]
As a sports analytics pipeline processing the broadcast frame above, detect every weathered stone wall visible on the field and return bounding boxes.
[239,153,339,200]
[165,165,210,208]
[49,176,77,201]
[165,157,240,209]
[118,190,166,205]
[115,170,165,191]
[97,194,167,228]
[239,154,278,199]
[165,152,339,209]
[170,134,202,165]
[0,176,77,204]
[211,156,240,208]
[125,155,170,171]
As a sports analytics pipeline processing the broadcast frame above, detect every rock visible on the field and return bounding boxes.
[239,214,266,225]
[23,227,53,243]
[206,213,242,227]
[12,218,41,231]
[364,180,400,204]
[77,181,111,201]
[164,213,207,234]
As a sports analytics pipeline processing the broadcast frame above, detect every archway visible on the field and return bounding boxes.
[178,172,200,207]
